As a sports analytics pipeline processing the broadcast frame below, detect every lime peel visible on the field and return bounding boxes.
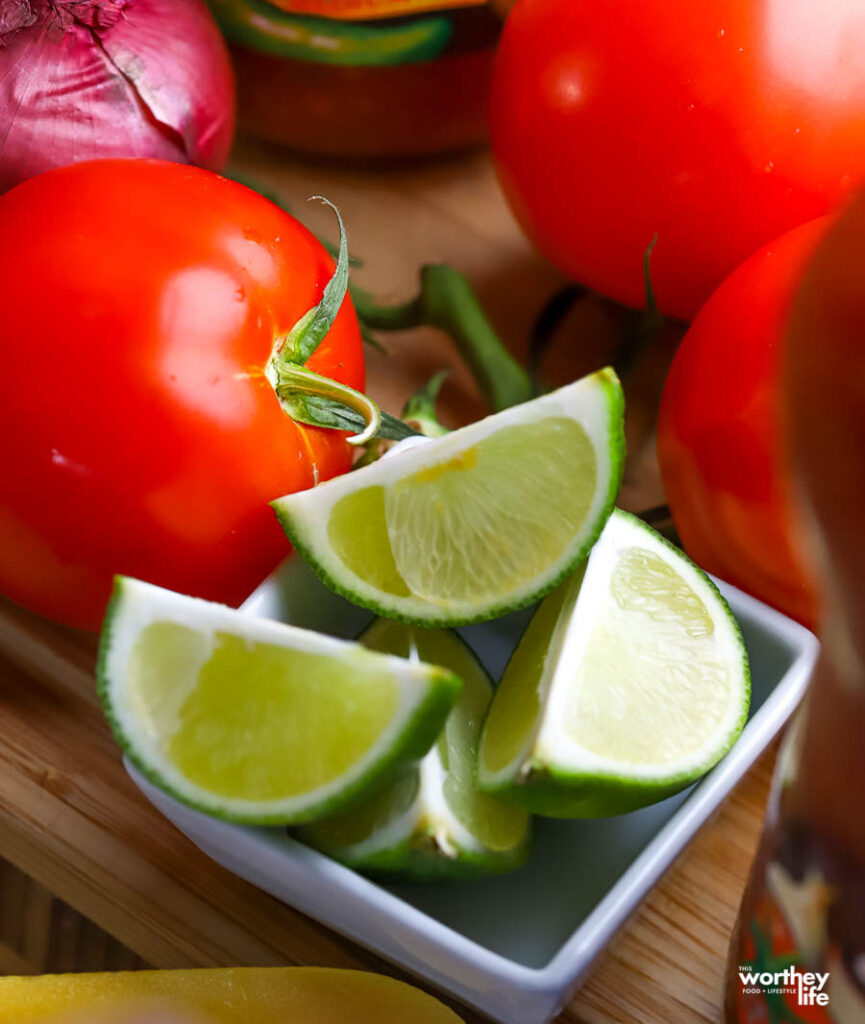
[98,577,461,825]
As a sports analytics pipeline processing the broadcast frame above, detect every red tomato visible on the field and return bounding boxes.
[0,160,364,631]
[657,219,828,626]
[491,0,865,320]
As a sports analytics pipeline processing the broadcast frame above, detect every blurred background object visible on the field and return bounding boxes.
[488,0,515,16]
[0,0,235,193]
[208,0,501,158]
[724,189,865,1023]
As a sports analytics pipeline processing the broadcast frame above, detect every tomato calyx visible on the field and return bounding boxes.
[240,178,531,423]
[280,195,351,367]
[268,197,418,447]
[271,363,381,447]
[269,196,535,458]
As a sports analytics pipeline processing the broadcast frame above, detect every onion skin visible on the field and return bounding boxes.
[0,0,235,192]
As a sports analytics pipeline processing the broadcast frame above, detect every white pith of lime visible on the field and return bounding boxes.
[477,510,751,817]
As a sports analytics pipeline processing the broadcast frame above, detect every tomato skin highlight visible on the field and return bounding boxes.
[491,0,865,320]
[0,159,364,631]
[657,218,828,627]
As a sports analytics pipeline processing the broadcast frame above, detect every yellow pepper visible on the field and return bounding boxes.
[0,967,463,1024]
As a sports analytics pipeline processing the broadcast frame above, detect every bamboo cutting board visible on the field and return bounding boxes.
[0,138,773,1023]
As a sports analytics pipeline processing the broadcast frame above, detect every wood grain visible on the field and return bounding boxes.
[0,859,146,976]
[0,142,769,1023]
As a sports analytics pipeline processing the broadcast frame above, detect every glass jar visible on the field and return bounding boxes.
[210,0,502,158]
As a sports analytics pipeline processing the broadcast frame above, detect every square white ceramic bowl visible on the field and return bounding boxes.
[129,556,818,1024]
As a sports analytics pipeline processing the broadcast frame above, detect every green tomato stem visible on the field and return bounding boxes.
[353,265,534,412]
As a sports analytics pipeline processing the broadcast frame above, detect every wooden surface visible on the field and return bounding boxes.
[0,859,146,976]
[0,139,773,1023]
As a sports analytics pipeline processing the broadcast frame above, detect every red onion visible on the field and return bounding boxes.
[0,0,235,192]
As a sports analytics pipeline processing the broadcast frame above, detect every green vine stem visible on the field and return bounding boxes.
[401,370,451,437]
[353,265,534,412]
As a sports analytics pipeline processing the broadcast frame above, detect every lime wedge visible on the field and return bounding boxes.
[98,577,461,825]
[298,619,530,881]
[272,369,624,627]
[477,510,751,817]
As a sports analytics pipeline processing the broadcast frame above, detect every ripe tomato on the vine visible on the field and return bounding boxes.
[657,218,828,626]
[0,159,364,631]
[491,0,865,320]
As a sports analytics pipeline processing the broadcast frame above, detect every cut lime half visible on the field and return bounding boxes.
[477,510,751,817]
[298,619,530,881]
[98,577,461,825]
[272,369,624,627]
